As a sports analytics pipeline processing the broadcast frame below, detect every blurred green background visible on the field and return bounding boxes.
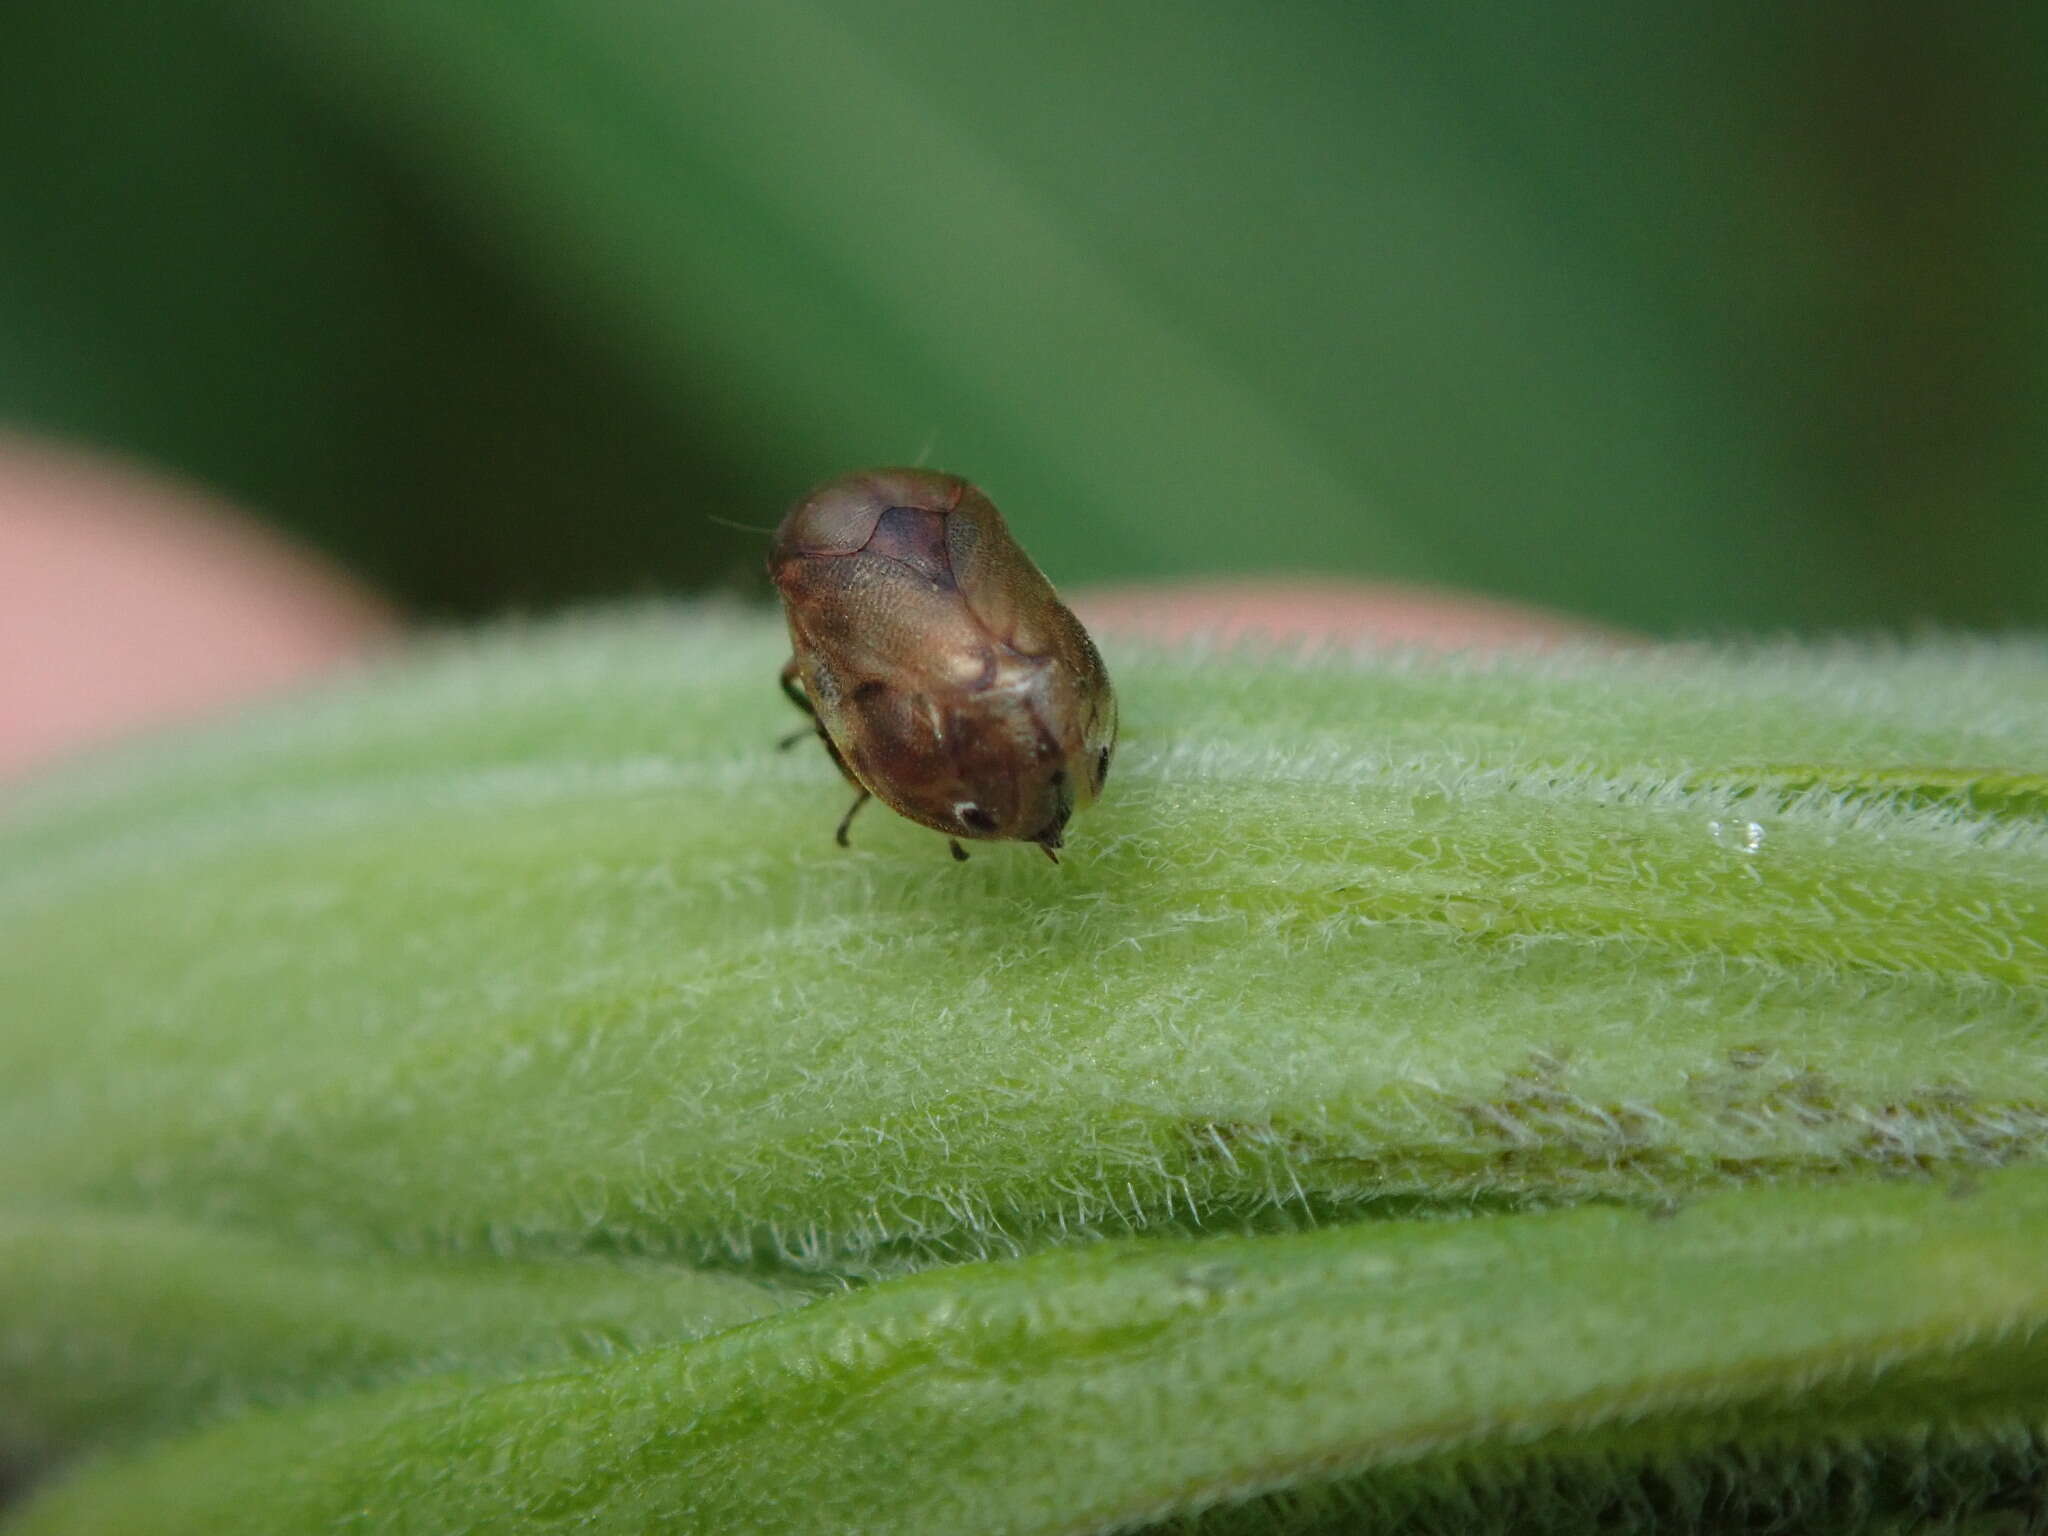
[3,1,2043,633]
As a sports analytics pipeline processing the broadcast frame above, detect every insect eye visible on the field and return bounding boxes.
[956,804,999,834]
[1095,746,1113,789]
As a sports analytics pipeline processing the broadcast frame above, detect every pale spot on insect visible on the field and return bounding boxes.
[944,649,994,688]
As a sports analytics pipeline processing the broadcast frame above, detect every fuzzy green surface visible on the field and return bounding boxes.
[15,1172,2048,1535]
[3,607,2046,1530]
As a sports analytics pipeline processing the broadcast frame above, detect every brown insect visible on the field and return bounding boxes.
[769,468,1116,862]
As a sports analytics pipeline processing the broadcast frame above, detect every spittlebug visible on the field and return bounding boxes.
[769,468,1116,862]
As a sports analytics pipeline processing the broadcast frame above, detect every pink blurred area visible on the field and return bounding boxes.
[0,438,397,780]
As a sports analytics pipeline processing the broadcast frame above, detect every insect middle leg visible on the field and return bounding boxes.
[836,791,872,848]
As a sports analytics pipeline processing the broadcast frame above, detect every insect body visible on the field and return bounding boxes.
[770,468,1116,861]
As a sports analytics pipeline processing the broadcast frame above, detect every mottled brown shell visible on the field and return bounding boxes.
[770,468,1116,854]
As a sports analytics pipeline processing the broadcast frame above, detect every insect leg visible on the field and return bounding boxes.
[949,839,970,862]
[778,658,812,712]
[781,655,870,818]
[778,658,817,717]
[780,661,854,765]
[776,660,821,749]
[835,790,872,848]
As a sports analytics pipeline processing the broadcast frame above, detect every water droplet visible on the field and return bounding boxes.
[1179,1269,1236,1302]
[1708,818,1766,854]
[1175,1262,1242,1299]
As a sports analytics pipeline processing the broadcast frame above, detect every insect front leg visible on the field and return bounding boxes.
[779,657,865,823]
[777,660,850,774]
[777,659,822,750]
